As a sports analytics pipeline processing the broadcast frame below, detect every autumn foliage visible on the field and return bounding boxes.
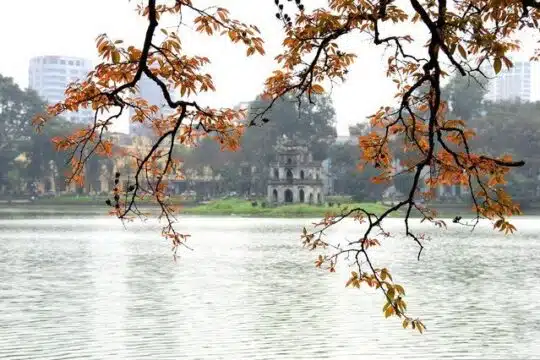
[34,0,539,332]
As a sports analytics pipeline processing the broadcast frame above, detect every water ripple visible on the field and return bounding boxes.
[0,213,539,359]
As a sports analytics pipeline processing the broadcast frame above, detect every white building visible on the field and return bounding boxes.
[28,55,93,124]
[484,61,540,103]
[267,138,325,204]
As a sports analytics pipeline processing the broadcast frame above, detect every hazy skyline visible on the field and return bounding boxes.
[1,0,538,135]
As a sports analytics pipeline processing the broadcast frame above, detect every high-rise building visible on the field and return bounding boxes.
[484,61,540,103]
[28,55,93,124]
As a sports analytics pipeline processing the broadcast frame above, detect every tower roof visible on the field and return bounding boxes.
[275,135,309,152]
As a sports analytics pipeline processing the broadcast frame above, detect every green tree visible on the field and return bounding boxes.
[468,100,540,197]
[329,143,385,201]
[246,93,336,162]
[0,73,86,194]
[0,75,48,192]
[25,117,77,182]
[444,75,488,121]
[178,93,337,196]
[393,169,415,197]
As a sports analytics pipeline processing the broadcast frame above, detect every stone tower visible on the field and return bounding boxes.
[267,137,325,204]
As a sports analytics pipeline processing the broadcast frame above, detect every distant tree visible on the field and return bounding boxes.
[0,75,68,192]
[254,93,337,161]
[393,169,415,198]
[0,75,36,189]
[329,143,384,201]
[468,101,540,197]
[348,123,370,137]
[240,92,336,178]
[180,93,336,195]
[470,101,540,155]
[0,73,96,194]
[444,75,489,121]
[25,117,79,185]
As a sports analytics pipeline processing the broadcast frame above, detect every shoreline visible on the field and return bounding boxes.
[0,196,506,218]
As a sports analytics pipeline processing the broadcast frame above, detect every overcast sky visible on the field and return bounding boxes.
[0,1,537,135]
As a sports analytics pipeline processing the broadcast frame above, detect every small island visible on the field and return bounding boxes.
[181,198,390,217]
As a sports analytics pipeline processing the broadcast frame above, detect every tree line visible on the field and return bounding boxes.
[0,74,115,196]
[179,74,540,202]
[0,75,71,195]
[333,75,540,202]
[3,71,540,201]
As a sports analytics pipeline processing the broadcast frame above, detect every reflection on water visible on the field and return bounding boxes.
[0,208,539,359]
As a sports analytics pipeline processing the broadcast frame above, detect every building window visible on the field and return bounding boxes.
[44,75,67,81]
[76,60,80,66]
[60,60,65,65]
[286,169,293,183]
[273,169,279,179]
[44,68,66,74]
[69,61,74,65]
[300,170,304,180]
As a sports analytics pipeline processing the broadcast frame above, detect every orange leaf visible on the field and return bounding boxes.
[310,84,324,94]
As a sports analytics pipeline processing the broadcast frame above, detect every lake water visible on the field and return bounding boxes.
[1,207,539,359]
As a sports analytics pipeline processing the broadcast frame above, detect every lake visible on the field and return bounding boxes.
[1,207,539,359]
